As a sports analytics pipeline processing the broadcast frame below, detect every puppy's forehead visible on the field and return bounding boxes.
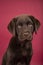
[17,15,32,24]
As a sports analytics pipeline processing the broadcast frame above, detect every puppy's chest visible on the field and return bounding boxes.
[16,42,31,56]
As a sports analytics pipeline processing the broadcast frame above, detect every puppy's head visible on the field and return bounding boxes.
[7,15,40,41]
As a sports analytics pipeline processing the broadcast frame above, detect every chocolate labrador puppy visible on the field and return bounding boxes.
[2,15,40,65]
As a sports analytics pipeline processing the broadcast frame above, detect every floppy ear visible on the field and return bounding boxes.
[7,18,17,36]
[29,16,40,34]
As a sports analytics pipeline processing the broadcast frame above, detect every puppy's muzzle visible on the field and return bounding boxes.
[23,31,32,40]
[24,32,29,37]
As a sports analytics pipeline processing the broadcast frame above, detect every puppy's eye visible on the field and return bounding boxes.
[18,23,23,26]
[26,21,31,25]
[28,25,33,29]
[28,25,33,32]
[17,23,23,28]
[18,25,22,28]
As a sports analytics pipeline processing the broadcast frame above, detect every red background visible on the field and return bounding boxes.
[0,0,43,65]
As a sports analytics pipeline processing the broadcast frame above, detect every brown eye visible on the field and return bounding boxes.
[28,25,33,32]
[19,23,23,26]
[28,24,33,27]
[17,23,23,29]
[26,21,29,25]
[18,25,22,29]
[26,21,32,25]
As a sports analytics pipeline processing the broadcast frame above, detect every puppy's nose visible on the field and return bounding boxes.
[24,32,29,36]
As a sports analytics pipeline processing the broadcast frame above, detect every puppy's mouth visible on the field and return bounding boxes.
[18,32,32,41]
[23,33,32,40]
